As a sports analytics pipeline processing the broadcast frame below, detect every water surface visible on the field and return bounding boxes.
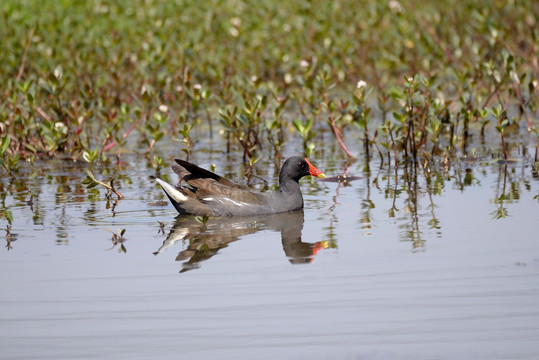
[1,145,539,359]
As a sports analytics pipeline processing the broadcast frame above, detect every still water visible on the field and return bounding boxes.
[1,142,539,359]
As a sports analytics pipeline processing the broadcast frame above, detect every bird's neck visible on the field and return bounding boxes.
[279,176,301,194]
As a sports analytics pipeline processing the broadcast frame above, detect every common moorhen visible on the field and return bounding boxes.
[153,156,326,216]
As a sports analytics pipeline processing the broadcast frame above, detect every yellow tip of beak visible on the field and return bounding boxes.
[318,173,326,179]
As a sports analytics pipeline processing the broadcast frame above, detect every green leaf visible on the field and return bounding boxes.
[83,151,92,163]
[293,118,304,133]
[509,70,520,84]
[86,182,99,189]
[0,136,10,155]
[24,143,37,154]
[85,170,97,182]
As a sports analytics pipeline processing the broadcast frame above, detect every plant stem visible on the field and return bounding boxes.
[324,93,355,159]
[16,28,34,81]
[500,132,508,161]
[109,180,125,200]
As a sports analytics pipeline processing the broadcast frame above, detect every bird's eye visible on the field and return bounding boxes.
[297,162,302,168]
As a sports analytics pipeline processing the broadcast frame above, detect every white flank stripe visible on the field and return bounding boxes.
[155,178,187,202]
[223,198,249,207]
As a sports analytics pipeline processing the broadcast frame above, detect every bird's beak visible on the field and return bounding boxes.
[305,158,326,178]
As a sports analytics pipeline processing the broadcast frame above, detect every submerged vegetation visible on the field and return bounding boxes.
[0,0,537,171]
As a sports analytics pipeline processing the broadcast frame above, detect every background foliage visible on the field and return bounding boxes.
[1,0,538,171]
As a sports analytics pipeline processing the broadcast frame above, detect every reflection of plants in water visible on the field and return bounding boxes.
[422,164,444,233]
[157,221,166,235]
[377,161,447,249]
[195,214,209,232]
[382,163,401,219]
[105,198,120,215]
[359,167,374,234]
[372,156,537,249]
[491,163,523,219]
[105,228,126,253]
[401,162,424,249]
[4,225,17,250]
[326,162,357,243]
[0,192,13,225]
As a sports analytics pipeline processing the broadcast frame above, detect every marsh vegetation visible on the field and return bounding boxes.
[1,0,537,169]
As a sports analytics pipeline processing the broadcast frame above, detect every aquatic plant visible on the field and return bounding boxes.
[293,117,314,155]
[318,71,355,159]
[0,136,19,175]
[82,170,124,200]
[490,104,510,162]
[176,120,195,161]
[0,0,536,174]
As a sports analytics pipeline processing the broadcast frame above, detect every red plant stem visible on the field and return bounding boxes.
[110,180,125,200]
[501,101,509,161]
[328,111,355,159]
[123,119,139,139]
[98,134,111,159]
[500,132,509,161]
[324,93,355,159]
[103,141,116,152]
[101,117,141,152]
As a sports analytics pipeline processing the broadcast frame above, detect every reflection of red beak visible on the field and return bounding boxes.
[310,241,330,263]
[305,158,326,178]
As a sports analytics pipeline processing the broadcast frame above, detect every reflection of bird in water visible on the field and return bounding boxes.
[153,210,334,273]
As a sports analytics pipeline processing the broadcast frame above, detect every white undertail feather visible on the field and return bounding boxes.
[155,178,188,202]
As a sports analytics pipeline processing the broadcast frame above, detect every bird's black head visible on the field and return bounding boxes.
[280,156,325,182]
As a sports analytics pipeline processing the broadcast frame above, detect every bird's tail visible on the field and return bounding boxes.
[152,177,188,210]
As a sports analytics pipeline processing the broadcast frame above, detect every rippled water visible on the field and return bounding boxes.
[1,142,539,359]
